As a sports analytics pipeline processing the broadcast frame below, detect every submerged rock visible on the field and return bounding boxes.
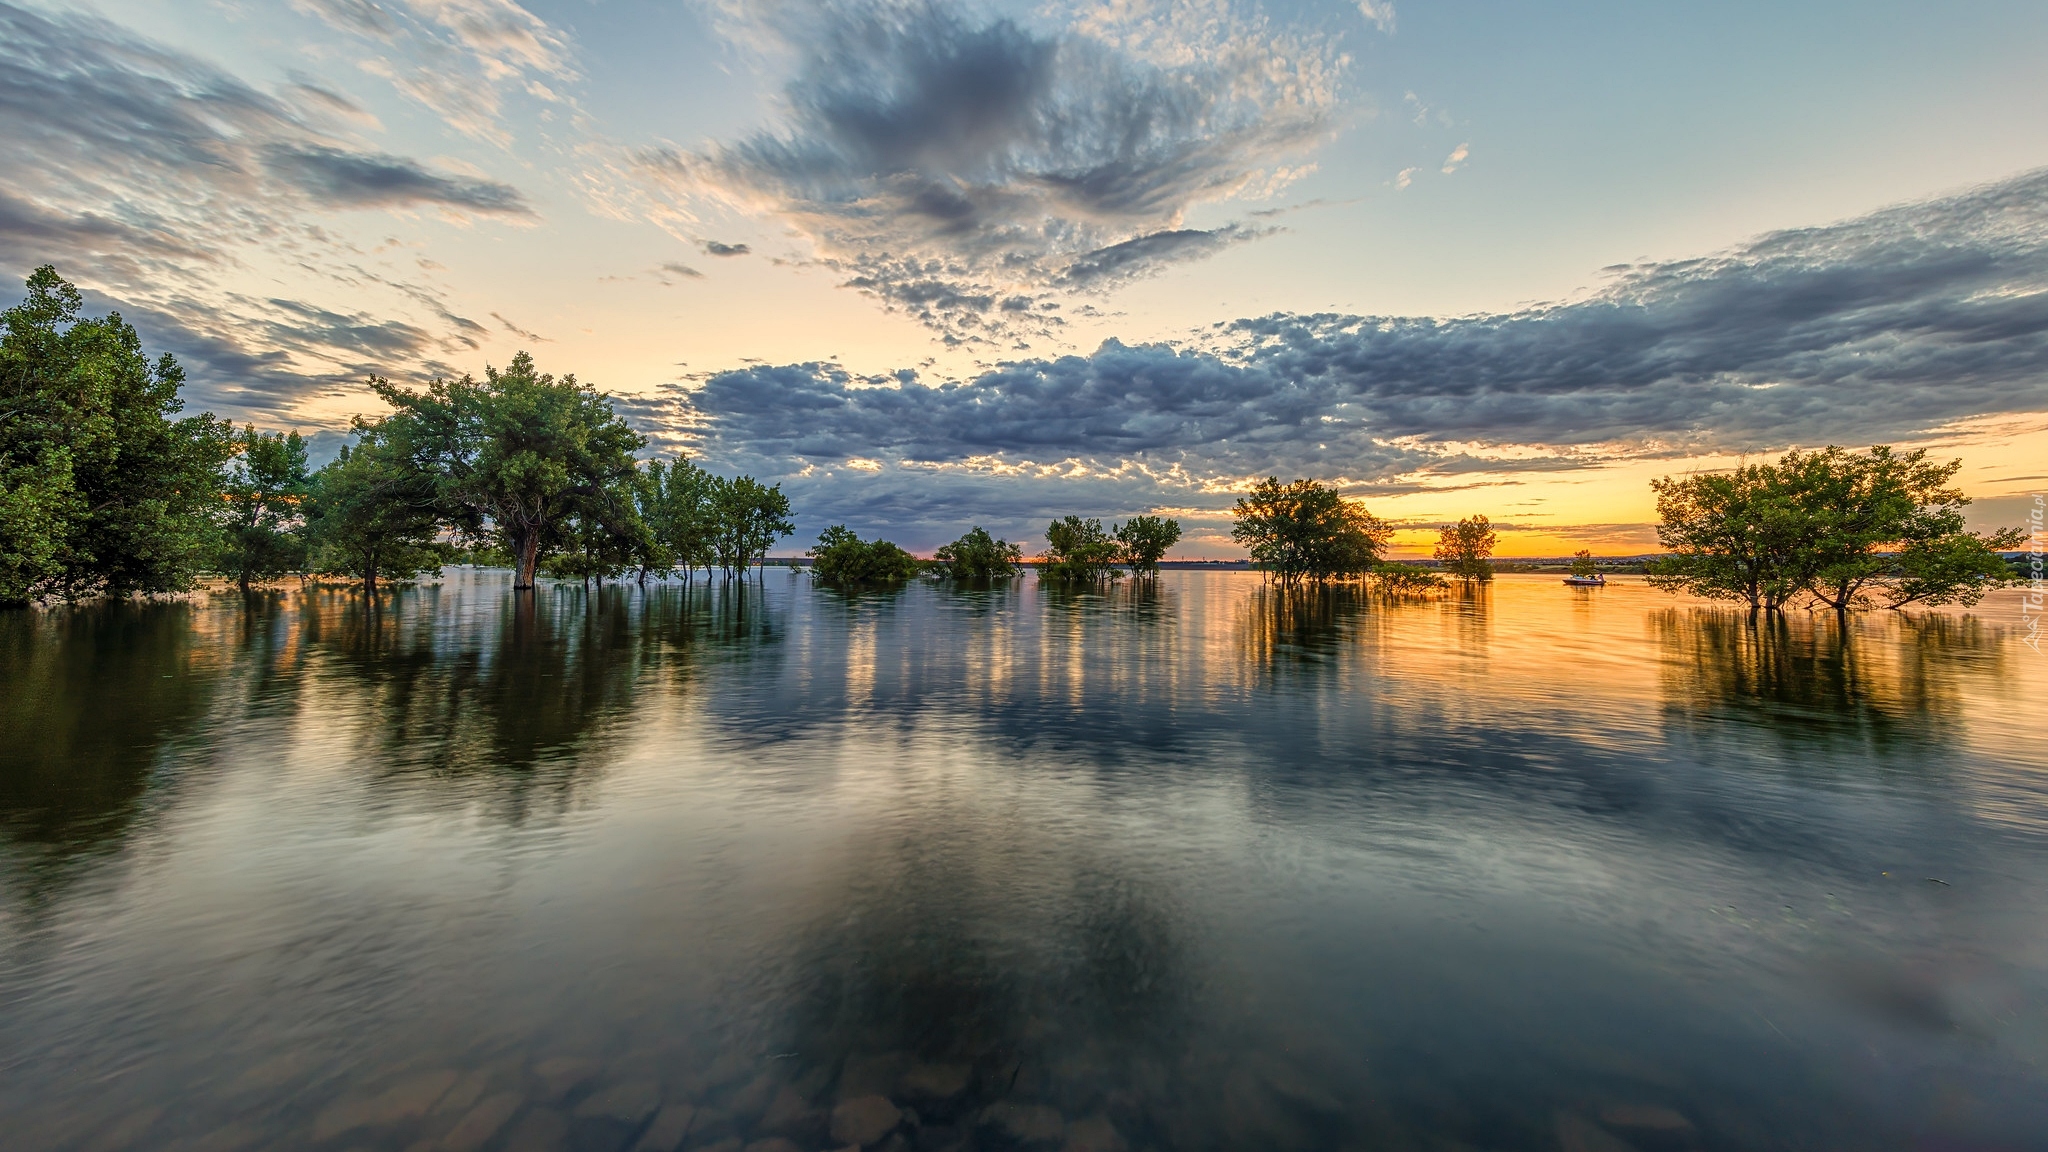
[577,1080,663,1125]
[531,1057,601,1103]
[832,1094,903,1146]
[634,1103,697,1152]
[979,1102,1064,1146]
[1556,1111,1641,1152]
[1061,1116,1126,1152]
[311,1069,461,1140]
[503,1108,570,1152]
[1599,1104,1693,1131]
[441,1093,523,1152]
[759,1085,821,1135]
[900,1064,971,1101]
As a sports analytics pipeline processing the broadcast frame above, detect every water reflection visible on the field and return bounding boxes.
[1654,607,2006,762]
[0,573,2044,1151]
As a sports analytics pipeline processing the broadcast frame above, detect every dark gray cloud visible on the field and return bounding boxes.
[644,0,1340,341]
[0,1,533,418]
[702,240,752,256]
[653,168,2048,545]
[262,146,529,213]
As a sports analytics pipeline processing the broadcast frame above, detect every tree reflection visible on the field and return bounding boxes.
[0,603,220,906]
[1236,583,1371,671]
[1653,607,2004,761]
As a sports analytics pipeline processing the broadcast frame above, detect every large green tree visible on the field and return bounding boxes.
[1113,515,1182,574]
[1797,446,2019,611]
[304,424,444,594]
[1,266,233,607]
[1649,445,2018,613]
[639,456,716,578]
[1433,515,1497,581]
[808,525,921,584]
[372,351,643,589]
[217,425,310,590]
[1230,478,1391,584]
[1042,515,1121,582]
[707,474,793,576]
[932,527,1022,579]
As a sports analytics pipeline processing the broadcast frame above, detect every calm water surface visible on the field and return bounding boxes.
[2,571,2045,1152]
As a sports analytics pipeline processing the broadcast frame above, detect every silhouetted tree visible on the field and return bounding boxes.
[1433,515,1497,581]
[1114,515,1182,574]
[1230,478,1391,585]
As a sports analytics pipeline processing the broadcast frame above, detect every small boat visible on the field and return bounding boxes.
[1562,574,1606,586]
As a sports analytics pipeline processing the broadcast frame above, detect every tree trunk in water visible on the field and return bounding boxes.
[364,565,378,596]
[514,531,541,590]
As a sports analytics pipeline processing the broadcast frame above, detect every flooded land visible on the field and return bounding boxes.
[2,571,2045,1152]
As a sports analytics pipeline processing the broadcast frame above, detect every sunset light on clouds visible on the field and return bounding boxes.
[5,0,2047,555]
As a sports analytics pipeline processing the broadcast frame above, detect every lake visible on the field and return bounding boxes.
[2,570,2045,1152]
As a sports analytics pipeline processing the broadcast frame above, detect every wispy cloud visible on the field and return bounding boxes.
[0,1,528,416]
[637,0,1345,344]
[293,0,576,146]
[637,168,2048,544]
[1440,142,1469,174]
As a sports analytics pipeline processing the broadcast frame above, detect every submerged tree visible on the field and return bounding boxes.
[808,525,921,584]
[932,526,1022,579]
[305,426,443,594]
[1372,563,1448,594]
[1570,549,1598,578]
[1230,478,1392,584]
[639,456,716,579]
[1114,514,1182,575]
[1,266,234,607]
[217,426,310,590]
[1796,446,2020,611]
[1433,515,1497,581]
[372,351,643,590]
[1650,445,2018,613]
[708,474,793,577]
[1041,515,1121,582]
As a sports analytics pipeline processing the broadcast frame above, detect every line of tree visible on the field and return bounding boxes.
[1649,445,2020,613]
[3,267,799,604]
[1037,514,1187,582]
[807,515,1186,587]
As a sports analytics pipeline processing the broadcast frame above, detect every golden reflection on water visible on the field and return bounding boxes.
[1,572,2045,1152]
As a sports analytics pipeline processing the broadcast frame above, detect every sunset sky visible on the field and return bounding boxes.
[4,0,2046,555]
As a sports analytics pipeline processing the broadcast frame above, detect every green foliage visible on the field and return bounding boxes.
[639,457,717,576]
[1,266,234,606]
[1649,445,2020,612]
[217,425,310,589]
[305,426,445,592]
[372,351,643,589]
[1230,477,1392,584]
[1041,515,1121,582]
[1570,549,1598,578]
[706,474,793,575]
[1433,514,1497,581]
[808,525,921,583]
[1372,563,1448,594]
[932,526,1022,579]
[1114,514,1182,574]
